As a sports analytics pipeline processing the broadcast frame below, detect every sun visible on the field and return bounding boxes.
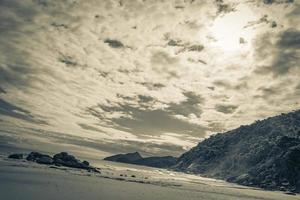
[210,4,257,53]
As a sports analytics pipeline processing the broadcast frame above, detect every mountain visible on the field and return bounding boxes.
[173,110,300,193]
[104,152,177,168]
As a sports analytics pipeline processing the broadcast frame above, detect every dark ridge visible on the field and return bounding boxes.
[104,152,177,168]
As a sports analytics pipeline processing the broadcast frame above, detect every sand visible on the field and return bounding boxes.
[1,155,300,200]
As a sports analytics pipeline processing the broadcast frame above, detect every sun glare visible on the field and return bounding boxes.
[210,5,257,53]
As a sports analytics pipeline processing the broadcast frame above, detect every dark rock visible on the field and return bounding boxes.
[285,192,296,195]
[26,152,52,162]
[53,152,86,169]
[36,156,53,165]
[53,152,99,172]
[88,168,101,173]
[53,152,77,163]
[8,153,23,159]
[25,151,99,173]
[82,161,89,166]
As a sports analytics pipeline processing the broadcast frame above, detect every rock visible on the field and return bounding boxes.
[88,168,101,173]
[14,151,100,174]
[285,192,296,196]
[53,152,81,168]
[53,152,77,163]
[82,161,89,166]
[26,152,52,162]
[53,152,97,171]
[36,156,53,165]
[8,153,23,159]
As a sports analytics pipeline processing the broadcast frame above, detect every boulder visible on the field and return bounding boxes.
[12,151,100,173]
[26,152,52,162]
[8,153,23,159]
[36,156,53,165]
[82,160,89,166]
[53,152,91,170]
[53,152,77,163]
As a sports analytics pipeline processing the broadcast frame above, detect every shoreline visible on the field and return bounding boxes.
[1,155,299,200]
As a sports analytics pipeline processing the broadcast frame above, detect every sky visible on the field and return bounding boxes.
[0,0,299,157]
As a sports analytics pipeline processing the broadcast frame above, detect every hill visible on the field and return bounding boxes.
[174,110,300,193]
[104,152,177,168]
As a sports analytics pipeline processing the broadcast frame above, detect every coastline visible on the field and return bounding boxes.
[1,155,299,200]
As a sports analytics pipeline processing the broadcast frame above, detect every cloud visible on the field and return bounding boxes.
[165,38,204,55]
[87,92,207,137]
[0,127,190,157]
[215,0,237,14]
[58,55,78,67]
[263,0,294,5]
[271,29,300,74]
[277,28,300,49]
[0,87,6,94]
[0,0,39,87]
[150,51,181,78]
[215,104,239,114]
[151,51,179,66]
[137,95,155,103]
[0,98,47,124]
[244,15,277,29]
[254,28,300,75]
[212,79,249,91]
[104,39,125,48]
[89,104,207,136]
[139,82,166,90]
[167,92,204,118]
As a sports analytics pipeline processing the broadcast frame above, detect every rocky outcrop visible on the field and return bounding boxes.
[104,152,177,168]
[27,152,53,165]
[36,156,54,165]
[53,152,93,170]
[9,151,100,173]
[173,110,300,193]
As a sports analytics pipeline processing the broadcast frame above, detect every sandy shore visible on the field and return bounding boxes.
[0,157,299,200]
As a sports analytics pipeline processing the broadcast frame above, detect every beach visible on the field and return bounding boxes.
[1,155,299,200]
